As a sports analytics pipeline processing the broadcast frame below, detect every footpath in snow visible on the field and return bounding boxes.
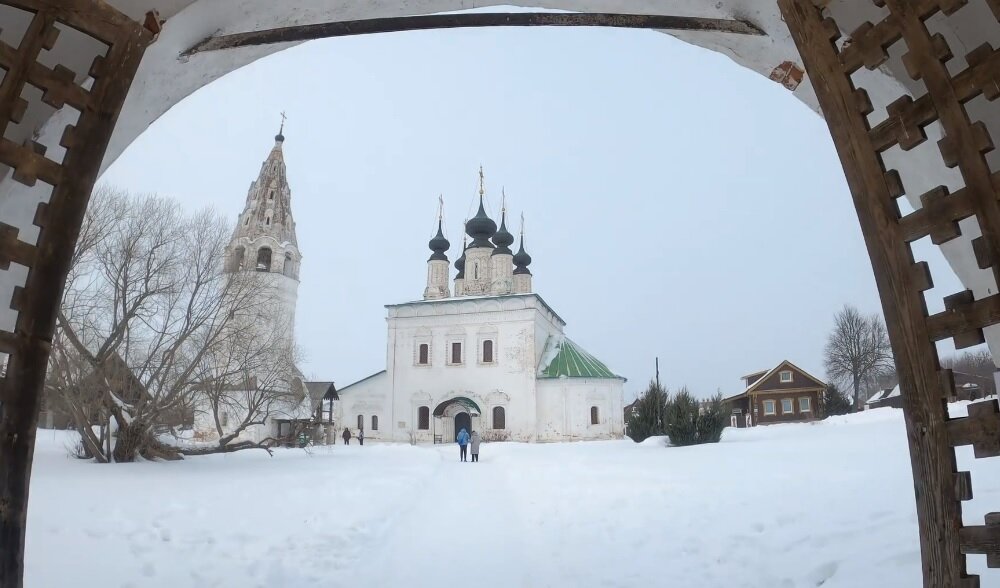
[23,406,1000,588]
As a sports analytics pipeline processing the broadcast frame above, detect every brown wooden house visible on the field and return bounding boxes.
[724,360,826,427]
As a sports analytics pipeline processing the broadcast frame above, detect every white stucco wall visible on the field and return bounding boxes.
[536,376,625,442]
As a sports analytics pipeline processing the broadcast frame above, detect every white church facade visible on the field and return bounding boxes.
[336,171,626,443]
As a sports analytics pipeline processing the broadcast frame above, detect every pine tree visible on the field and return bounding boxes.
[663,388,727,446]
[625,379,668,442]
[822,384,852,417]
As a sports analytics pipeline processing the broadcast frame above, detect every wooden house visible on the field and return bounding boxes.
[724,360,826,427]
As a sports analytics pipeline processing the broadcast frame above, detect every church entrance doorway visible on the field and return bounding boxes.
[454,412,472,441]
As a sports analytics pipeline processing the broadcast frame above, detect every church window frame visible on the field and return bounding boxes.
[417,343,429,366]
[357,414,364,430]
[591,406,600,425]
[492,406,506,430]
[448,341,464,366]
[371,415,378,431]
[481,339,495,364]
[418,406,430,430]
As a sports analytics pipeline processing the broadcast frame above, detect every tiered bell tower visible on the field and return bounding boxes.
[225,120,301,340]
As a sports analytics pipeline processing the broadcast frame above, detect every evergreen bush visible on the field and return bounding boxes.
[625,380,668,442]
[664,388,727,446]
[822,384,852,417]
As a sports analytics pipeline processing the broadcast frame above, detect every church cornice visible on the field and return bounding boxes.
[385,292,566,327]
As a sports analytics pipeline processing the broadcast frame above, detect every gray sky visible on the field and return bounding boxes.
[101,21,964,400]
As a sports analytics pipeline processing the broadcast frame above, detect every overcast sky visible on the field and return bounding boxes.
[100,20,965,400]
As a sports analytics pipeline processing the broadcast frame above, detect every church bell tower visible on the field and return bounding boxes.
[224,120,301,341]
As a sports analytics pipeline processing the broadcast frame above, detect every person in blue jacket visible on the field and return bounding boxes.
[457,427,470,462]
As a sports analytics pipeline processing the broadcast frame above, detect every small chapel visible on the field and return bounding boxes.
[335,169,626,443]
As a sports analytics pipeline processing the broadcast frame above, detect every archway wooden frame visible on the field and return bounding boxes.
[0,1,998,587]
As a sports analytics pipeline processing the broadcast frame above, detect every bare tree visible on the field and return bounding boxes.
[188,316,301,454]
[50,186,292,462]
[823,305,894,411]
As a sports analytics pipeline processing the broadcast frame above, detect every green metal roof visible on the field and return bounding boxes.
[540,338,621,380]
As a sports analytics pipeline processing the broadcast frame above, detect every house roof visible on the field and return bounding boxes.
[538,337,623,380]
[725,360,826,402]
[338,370,387,394]
[305,381,337,403]
[866,385,900,404]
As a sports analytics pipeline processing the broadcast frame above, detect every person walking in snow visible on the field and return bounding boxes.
[470,430,481,463]
[457,427,470,462]
[342,427,351,445]
[358,427,364,446]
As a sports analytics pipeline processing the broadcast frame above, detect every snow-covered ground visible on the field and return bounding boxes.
[24,406,1000,587]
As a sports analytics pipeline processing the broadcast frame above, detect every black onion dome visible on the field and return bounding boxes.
[455,244,467,279]
[491,211,514,256]
[513,234,532,275]
[275,132,285,143]
[428,219,450,261]
[465,197,497,249]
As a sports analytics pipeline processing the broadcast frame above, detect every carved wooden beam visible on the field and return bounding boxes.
[182,12,766,56]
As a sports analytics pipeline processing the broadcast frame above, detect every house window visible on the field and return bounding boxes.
[482,340,494,363]
[418,406,430,430]
[357,414,363,430]
[799,397,811,412]
[371,415,378,431]
[493,406,506,429]
[779,370,793,383]
[763,400,776,416]
[781,398,794,414]
[591,406,599,425]
[451,342,462,364]
[418,344,429,365]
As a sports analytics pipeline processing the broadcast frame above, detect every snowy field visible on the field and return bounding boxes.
[24,406,1000,588]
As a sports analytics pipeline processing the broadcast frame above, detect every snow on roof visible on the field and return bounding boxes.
[538,337,623,380]
[866,385,900,405]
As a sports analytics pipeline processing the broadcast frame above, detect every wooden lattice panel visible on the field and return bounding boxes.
[779,0,1000,586]
[0,2,151,586]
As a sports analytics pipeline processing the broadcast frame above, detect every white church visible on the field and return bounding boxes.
[336,170,626,443]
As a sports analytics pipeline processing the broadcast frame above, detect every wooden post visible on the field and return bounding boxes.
[0,3,151,586]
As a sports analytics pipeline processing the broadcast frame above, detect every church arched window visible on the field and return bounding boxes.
[269,190,274,200]
[371,416,378,431]
[493,406,505,430]
[482,340,494,363]
[256,247,272,272]
[591,406,600,425]
[283,252,294,278]
[418,344,429,365]
[357,414,364,430]
[473,262,479,280]
[418,406,430,430]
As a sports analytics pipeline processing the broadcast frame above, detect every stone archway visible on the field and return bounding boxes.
[3,1,1000,586]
